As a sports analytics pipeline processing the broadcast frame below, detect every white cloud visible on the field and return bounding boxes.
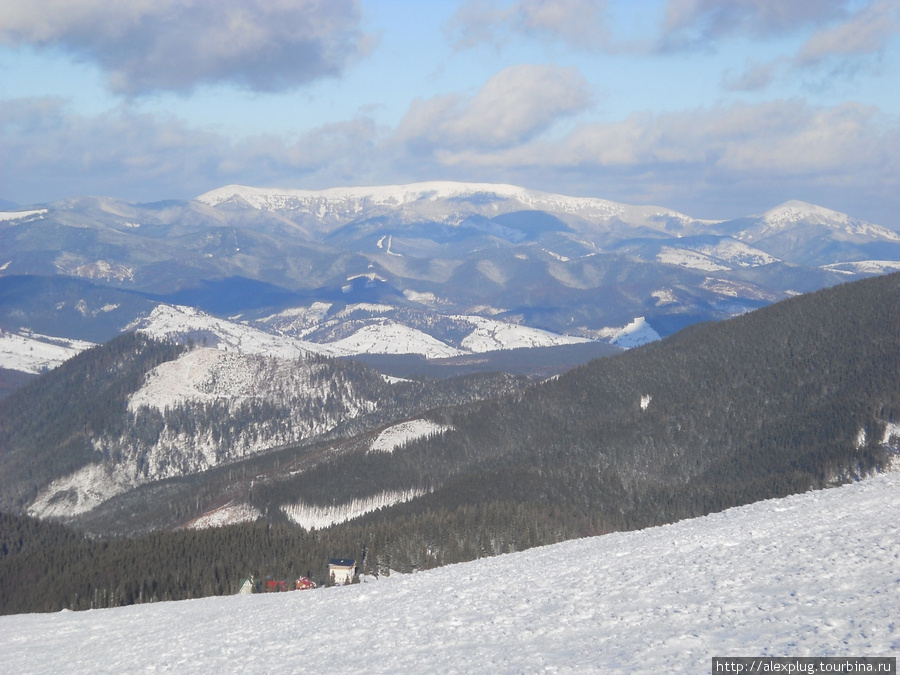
[2,95,898,226]
[0,0,371,95]
[796,0,900,65]
[660,0,849,48]
[394,64,591,150]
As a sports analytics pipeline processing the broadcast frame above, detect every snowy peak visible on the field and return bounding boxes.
[194,181,696,226]
[756,200,900,241]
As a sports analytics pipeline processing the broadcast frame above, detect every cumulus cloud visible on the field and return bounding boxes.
[449,0,611,50]
[393,64,591,150]
[0,0,370,95]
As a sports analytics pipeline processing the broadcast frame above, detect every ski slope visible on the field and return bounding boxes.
[2,472,898,673]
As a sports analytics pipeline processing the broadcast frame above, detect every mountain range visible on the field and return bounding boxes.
[1,270,897,543]
[2,182,899,391]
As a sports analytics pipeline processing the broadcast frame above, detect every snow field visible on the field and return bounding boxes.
[3,472,898,673]
[369,419,451,454]
[0,330,95,374]
[281,488,431,530]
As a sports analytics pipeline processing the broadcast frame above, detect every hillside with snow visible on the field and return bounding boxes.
[0,330,95,374]
[3,472,897,673]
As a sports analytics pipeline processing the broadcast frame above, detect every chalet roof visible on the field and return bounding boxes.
[329,558,356,567]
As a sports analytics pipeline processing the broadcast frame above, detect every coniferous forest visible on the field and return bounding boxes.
[1,273,898,615]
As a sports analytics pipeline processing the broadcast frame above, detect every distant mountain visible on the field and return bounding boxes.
[2,183,897,386]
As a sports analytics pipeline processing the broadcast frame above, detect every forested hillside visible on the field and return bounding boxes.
[251,272,899,544]
[1,273,898,614]
[0,332,530,520]
[0,334,186,510]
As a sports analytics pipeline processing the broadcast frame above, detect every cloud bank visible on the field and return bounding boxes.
[0,0,370,94]
[3,79,898,225]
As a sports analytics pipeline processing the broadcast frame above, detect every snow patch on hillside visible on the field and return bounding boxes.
[370,419,451,453]
[5,473,898,673]
[822,260,900,275]
[185,502,262,529]
[607,317,661,349]
[0,209,46,222]
[282,488,430,530]
[254,303,333,337]
[132,304,336,357]
[0,329,95,374]
[326,321,462,358]
[458,315,592,352]
[28,463,135,519]
[657,247,730,271]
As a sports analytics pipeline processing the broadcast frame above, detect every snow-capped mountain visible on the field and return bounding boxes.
[3,472,897,672]
[1,183,898,384]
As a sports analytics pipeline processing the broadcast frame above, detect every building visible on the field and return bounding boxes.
[328,558,356,585]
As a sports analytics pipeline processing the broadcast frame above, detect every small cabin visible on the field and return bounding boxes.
[328,558,356,585]
[295,576,317,591]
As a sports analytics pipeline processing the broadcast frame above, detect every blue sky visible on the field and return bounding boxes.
[1,0,898,225]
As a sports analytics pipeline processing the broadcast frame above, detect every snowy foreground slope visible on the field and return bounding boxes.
[3,474,898,673]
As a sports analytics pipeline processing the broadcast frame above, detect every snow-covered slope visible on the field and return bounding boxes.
[130,304,337,358]
[369,419,451,453]
[606,316,662,349]
[27,347,387,519]
[3,473,897,673]
[196,181,700,234]
[740,200,900,244]
[0,208,47,222]
[457,315,592,352]
[326,320,464,358]
[0,329,95,374]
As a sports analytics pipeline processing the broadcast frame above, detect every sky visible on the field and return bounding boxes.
[1,0,899,225]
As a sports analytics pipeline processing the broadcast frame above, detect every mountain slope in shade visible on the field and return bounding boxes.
[2,472,896,672]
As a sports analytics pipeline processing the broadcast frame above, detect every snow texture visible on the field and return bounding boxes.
[195,181,697,231]
[27,463,135,519]
[369,419,451,453]
[657,246,730,271]
[0,209,46,222]
[281,488,430,530]
[185,502,262,530]
[822,261,900,276]
[132,304,336,358]
[457,315,592,352]
[0,329,95,374]
[610,317,661,349]
[325,320,463,358]
[760,201,900,241]
[3,473,898,673]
